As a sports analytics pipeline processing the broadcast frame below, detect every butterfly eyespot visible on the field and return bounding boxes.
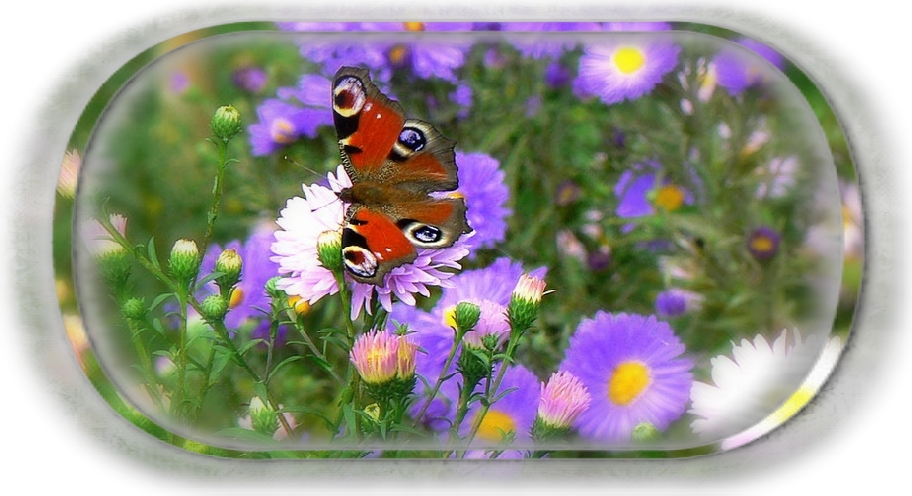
[398,127,427,152]
[332,76,366,117]
[410,225,442,244]
[342,246,379,278]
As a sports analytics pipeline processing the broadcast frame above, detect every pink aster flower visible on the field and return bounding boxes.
[577,37,681,105]
[271,165,471,320]
[537,371,592,430]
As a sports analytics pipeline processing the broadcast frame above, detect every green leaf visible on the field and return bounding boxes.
[252,381,268,404]
[146,237,161,271]
[305,355,334,374]
[267,356,303,382]
[150,293,175,311]
[236,339,265,357]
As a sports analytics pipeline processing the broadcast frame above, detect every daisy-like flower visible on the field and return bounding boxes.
[712,38,786,96]
[577,37,681,105]
[248,97,333,156]
[454,151,510,253]
[615,162,694,233]
[271,165,470,320]
[231,66,267,93]
[350,330,402,385]
[655,289,687,318]
[278,22,473,83]
[500,22,603,59]
[747,226,781,261]
[462,364,541,456]
[689,329,833,444]
[536,371,592,431]
[560,311,693,444]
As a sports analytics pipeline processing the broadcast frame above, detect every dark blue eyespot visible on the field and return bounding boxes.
[412,225,441,243]
[398,127,426,152]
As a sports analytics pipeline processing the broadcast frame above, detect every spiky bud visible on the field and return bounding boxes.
[201,294,229,321]
[210,105,242,143]
[121,297,146,321]
[214,248,243,291]
[316,230,343,273]
[168,239,201,289]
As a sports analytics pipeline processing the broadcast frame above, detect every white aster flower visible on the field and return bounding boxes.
[689,329,832,443]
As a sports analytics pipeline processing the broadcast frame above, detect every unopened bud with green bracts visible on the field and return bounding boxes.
[200,294,229,321]
[316,230,343,274]
[168,239,201,290]
[121,297,146,321]
[214,248,243,291]
[507,273,547,333]
[210,105,242,143]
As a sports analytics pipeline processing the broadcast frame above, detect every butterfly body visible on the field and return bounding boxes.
[332,66,472,285]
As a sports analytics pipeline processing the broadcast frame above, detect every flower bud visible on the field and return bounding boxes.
[396,334,418,380]
[214,248,243,290]
[121,297,146,321]
[247,397,278,436]
[631,422,661,444]
[453,301,481,334]
[210,105,242,143]
[201,294,229,321]
[168,239,201,288]
[535,371,591,434]
[508,274,547,332]
[316,230,343,273]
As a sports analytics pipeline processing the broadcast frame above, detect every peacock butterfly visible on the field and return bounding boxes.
[331,66,472,285]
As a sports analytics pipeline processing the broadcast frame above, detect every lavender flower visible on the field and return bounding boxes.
[560,312,693,444]
[577,37,680,105]
[454,151,510,253]
[712,38,787,96]
[248,98,332,156]
[501,22,603,59]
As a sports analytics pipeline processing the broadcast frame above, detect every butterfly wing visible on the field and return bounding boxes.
[332,67,471,284]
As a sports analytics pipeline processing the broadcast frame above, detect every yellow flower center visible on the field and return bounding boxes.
[750,235,774,253]
[228,288,244,309]
[270,118,295,144]
[287,295,311,315]
[608,361,651,406]
[388,44,408,65]
[404,22,425,31]
[653,184,686,211]
[442,304,458,330]
[474,410,517,442]
[613,46,646,75]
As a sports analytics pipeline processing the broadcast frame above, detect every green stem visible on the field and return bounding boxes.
[171,289,189,420]
[411,337,460,428]
[459,332,524,457]
[201,140,228,257]
[125,317,166,414]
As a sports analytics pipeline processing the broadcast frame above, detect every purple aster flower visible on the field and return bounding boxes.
[271,165,470,320]
[392,257,547,428]
[655,289,687,318]
[615,162,694,232]
[536,371,592,431]
[747,226,781,261]
[601,22,673,32]
[545,62,572,88]
[452,151,510,253]
[501,22,603,59]
[247,98,333,156]
[462,364,541,455]
[450,83,473,120]
[560,312,693,444]
[279,22,472,83]
[231,66,267,93]
[712,38,786,96]
[577,38,681,105]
